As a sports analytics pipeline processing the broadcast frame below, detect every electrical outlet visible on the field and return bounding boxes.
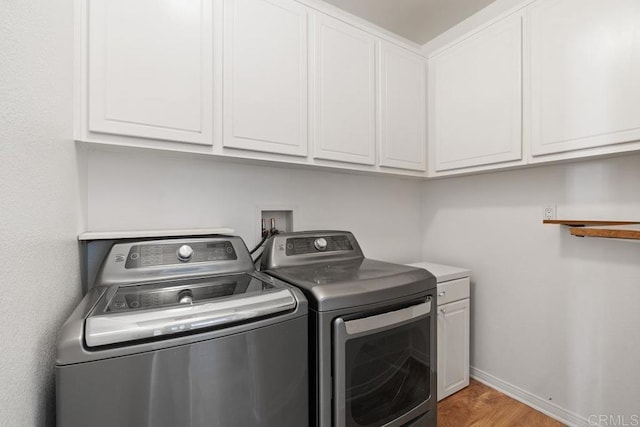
[543,205,556,220]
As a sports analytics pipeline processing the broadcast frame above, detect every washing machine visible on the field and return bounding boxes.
[56,234,308,427]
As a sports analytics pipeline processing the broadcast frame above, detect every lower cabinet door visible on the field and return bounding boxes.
[437,298,470,401]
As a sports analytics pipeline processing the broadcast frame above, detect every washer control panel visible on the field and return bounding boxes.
[285,235,353,256]
[96,237,255,286]
[125,241,236,269]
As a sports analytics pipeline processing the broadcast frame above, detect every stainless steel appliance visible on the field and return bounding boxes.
[56,235,308,427]
[261,231,437,427]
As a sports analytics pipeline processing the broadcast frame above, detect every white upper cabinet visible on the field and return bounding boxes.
[79,0,434,176]
[529,0,640,156]
[310,13,376,165]
[429,12,523,173]
[379,42,427,171]
[78,0,640,177]
[87,0,213,145]
[223,0,308,156]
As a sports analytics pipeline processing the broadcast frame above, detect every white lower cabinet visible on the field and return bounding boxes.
[437,286,470,401]
[408,262,471,401]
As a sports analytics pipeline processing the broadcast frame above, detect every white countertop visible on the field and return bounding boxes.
[407,261,471,283]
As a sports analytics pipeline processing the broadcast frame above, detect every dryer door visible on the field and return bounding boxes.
[333,299,433,427]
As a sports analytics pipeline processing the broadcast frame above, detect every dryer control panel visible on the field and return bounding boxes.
[260,231,364,270]
[284,235,353,256]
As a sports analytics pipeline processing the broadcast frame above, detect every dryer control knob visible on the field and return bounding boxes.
[314,238,328,251]
[177,245,194,262]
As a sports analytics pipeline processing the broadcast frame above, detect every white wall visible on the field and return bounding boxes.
[0,1,82,426]
[85,147,424,263]
[422,154,640,423]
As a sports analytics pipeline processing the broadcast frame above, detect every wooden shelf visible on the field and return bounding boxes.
[569,224,640,240]
[542,220,640,227]
[544,220,640,240]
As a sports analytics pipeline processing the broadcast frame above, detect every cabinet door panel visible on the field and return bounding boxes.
[311,13,376,165]
[430,13,522,172]
[88,0,212,144]
[223,0,307,156]
[530,0,640,155]
[379,42,426,171]
[437,298,470,401]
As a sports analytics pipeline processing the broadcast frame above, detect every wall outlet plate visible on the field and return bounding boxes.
[543,205,556,220]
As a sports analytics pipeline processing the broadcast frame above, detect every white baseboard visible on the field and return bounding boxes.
[470,366,590,427]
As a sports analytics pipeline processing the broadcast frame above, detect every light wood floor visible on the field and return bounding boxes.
[437,379,565,427]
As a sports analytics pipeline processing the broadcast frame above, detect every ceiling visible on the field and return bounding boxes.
[321,0,496,45]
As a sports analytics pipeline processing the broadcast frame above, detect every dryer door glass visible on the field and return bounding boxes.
[333,300,432,427]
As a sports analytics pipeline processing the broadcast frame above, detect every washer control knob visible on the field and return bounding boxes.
[178,290,193,304]
[314,238,328,251]
[177,245,194,262]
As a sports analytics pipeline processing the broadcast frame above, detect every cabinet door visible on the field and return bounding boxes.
[429,13,522,172]
[223,0,307,156]
[379,42,427,171]
[529,0,640,156]
[88,0,213,145]
[437,298,470,401]
[311,13,376,165]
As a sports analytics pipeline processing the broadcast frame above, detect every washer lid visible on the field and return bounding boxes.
[85,274,296,347]
[266,259,435,311]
